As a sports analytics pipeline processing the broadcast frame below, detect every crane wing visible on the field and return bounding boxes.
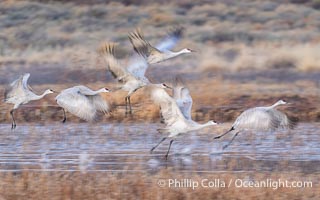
[176,88,193,120]
[128,28,161,58]
[4,73,30,101]
[75,86,110,114]
[150,87,187,127]
[267,109,296,129]
[155,26,184,52]
[56,88,96,121]
[172,76,183,99]
[88,95,110,114]
[98,42,136,83]
[127,53,149,80]
[173,76,193,120]
[233,108,281,131]
[22,73,38,94]
[21,73,30,89]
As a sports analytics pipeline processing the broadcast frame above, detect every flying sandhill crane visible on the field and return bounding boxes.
[148,84,218,159]
[128,27,194,65]
[55,85,110,122]
[214,100,296,149]
[4,73,54,129]
[98,42,150,115]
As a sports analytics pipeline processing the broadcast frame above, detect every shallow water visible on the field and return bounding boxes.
[0,123,319,173]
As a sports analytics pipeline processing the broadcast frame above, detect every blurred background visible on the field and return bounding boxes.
[1,0,320,123]
[0,0,320,199]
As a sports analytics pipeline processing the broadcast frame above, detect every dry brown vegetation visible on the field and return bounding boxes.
[0,171,317,200]
[0,78,317,124]
[1,0,320,71]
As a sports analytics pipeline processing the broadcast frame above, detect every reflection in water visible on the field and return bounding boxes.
[0,123,319,173]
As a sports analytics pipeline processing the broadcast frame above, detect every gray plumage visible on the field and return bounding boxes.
[172,76,193,121]
[4,73,54,129]
[55,85,110,122]
[267,108,296,130]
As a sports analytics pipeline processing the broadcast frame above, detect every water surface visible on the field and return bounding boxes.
[0,123,319,173]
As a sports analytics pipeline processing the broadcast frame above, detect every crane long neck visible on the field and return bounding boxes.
[192,121,213,131]
[165,49,186,59]
[95,88,107,94]
[85,88,108,95]
[202,121,214,128]
[31,90,50,101]
[270,101,281,109]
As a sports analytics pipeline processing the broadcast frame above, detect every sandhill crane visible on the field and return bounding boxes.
[128,27,194,65]
[148,84,218,159]
[55,85,110,122]
[98,42,150,115]
[214,100,295,149]
[4,73,54,129]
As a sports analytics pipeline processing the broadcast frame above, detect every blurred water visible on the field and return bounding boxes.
[0,123,319,173]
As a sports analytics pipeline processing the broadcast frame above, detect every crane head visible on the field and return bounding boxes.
[278,100,287,105]
[161,83,172,89]
[184,48,196,53]
[208,120,218,125]
[104,88,111,92]
[47,89,55,94]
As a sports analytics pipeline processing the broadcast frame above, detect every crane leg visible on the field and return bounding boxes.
[62,108,67,123]
[125,96,132,116]
[159,107,165,123]
[165,140,174,160]
[10,109,16,130]
[128,96,132,114]
[125,96,129,116]
[214,127,234,139]
[150,137,167,153]
[222,131,240,150]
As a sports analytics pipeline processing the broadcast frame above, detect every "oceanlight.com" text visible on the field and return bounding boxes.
[157,178,313,190]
